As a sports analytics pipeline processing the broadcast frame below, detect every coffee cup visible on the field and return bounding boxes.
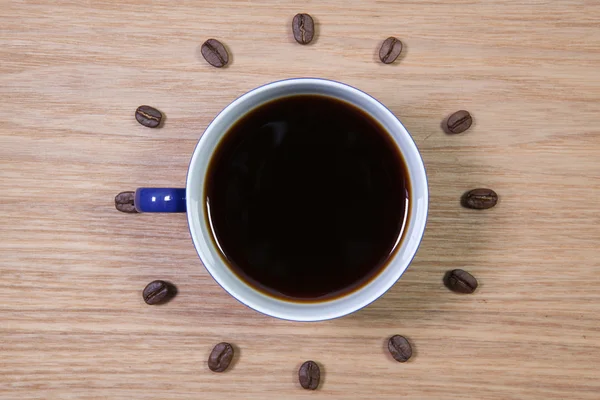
[134,78,428,321]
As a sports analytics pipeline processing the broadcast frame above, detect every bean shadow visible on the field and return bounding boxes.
[228,342,241,371]
[148,280,179,306]
[156,108,167,128]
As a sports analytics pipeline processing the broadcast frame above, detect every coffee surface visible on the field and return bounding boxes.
[205,94,409,300]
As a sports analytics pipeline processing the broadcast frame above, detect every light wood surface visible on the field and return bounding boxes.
[2,1,600,399]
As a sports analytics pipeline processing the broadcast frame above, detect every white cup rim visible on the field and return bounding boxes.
[186,78,429,321]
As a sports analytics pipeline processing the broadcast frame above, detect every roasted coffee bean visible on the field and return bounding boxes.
[298,360,320,390]
[143,280,172,305]
[462,188,498,209]
[388,335,412,362]
[292,13,315,44]
[115,191,138,213]
[445,110,472,134]
[201,39,229,68]
[444,269,478,294]
[135,105,163,128]
[379,37,403,64]
[208,342,234,372]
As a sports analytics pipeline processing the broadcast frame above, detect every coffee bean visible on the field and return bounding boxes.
[143,280,173,305]
[115,191,138,213]
[379,37,403,64]
[208,342,234,372]
[462,188,498,209]
[292,13,315,45]
[444,269,478,294]
[445,110,472,134]
[201,39,229,68]
[298,360,320,390]
[388,335,412,362]
[135,105,163,128]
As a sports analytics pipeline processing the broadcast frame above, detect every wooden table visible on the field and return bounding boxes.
[2,1,599,399]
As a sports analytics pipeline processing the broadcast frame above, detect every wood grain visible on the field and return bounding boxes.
[1,1,600,399]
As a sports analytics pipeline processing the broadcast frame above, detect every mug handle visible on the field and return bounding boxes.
[134,188,187,213]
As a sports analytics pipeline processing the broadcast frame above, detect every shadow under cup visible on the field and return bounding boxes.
[186,79,428,321]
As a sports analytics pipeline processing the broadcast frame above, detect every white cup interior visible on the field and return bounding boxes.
[187,78,428,321]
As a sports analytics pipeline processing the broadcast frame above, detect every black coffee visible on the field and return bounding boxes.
[205,94,410,301]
